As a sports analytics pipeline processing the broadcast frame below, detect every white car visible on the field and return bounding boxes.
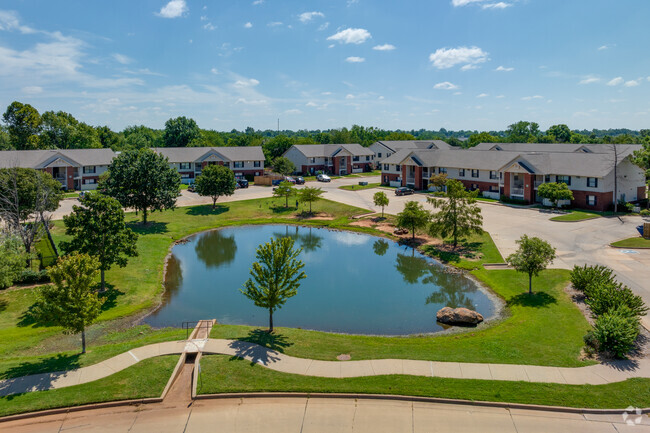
[316,173,331,182]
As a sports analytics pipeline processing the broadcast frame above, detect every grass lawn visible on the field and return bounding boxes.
[338,182,381,191]
[420,231,504,270]
[211,268,591,367]
[0,355,178,417]
[0,198,369,380]
[62,192,79,199]
[475,197,499,203]
[611,237,650,248]
[550,210,601,222]
[197,355,650,409]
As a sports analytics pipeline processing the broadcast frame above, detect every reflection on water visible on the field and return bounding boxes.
[195,230,237,269]
[145,225,494,334]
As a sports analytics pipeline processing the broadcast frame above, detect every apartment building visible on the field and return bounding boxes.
[282,143,375,175]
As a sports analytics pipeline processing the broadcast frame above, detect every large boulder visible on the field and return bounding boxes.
[436,307,484,326]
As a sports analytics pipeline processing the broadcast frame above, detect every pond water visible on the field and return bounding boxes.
[145,225,495,335]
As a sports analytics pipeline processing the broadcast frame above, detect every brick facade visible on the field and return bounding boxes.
[382,173,400,185]
[638,186,647,201]
[458,179,499,194]
[570,190,613,212]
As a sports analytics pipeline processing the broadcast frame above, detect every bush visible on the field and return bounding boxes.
[499,195,528,205]
[641,209,650,217]
[586,281,649,318]
[593,306,640,358]
[570,264,615,298]
[583,330,599,356]
[16,269,50,285]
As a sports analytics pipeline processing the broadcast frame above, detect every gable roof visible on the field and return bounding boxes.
[373,140,452,152]
[289,143,373,158]
[153,146,264,163]
[0,148,115,169]
[470,142,642,155]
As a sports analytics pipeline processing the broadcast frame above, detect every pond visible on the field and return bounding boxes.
[145,225,496,335]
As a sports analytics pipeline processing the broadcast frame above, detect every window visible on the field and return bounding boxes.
[587,177,598,187]
[489,185,499,193]
[233,161,244,168]
[383,164,389,171]
[557,175,571,186]
[366,156,370,161]
[439,167,447,174]
[471,169,479,178]
[587,195,597,206]
[309,157,316,163]
[395,165,400,172]
[471,184,479,190]
[83,178,97,185]
[489,171,498,180]
[223,162,231,168]
[459,168,465,177]
[83,166,96,174]
[254,161,261,167]
[545,175,551,183]
[179,162,191,170]
[180,173,191,179]
[353,156,360,162]
[377,152,382,158]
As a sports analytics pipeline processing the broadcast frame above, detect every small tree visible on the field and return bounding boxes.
[537,182,574,209]
[60,193,138,292]
[297,186,324,214]
[429,173,448,191]
[428,179,483,248]
[396,201,430,241]
[240,237,306,332]
[273,181,296,208]
[195,164,236,209]
[373,191,389,218]
[507,235,556,295]
[35,253,104,353]
[273,157,296,176]
[101,148,180,224]
[0,233,27,289]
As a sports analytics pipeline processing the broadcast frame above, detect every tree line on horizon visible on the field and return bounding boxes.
[2,100,650,164]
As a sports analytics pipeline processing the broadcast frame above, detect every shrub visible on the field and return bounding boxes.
[586,281,649,318]
[583,330,599,356]
[641,209,650,217]
[593,306,640,358]
[16,269,50,285]
[570,264,615,298]
[499,195,528,205]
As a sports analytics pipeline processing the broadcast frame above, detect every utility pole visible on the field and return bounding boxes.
[277,118,280,133]
[613,143,619,213]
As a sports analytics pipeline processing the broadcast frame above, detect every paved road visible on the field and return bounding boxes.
[5,397,649,433]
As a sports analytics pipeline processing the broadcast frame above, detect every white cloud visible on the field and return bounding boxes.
[373,44,396,51]
[321,91,332,95]
[284,109,302,114]
[210,68,219,74]
[452,0,512,8]
[607,77,624,86]
[327,28,371,45]
[22,86,43,94]
[460,64,478,71]
[156,0,188,18]
[252,0,264,4]
[345,94,355,99]
[521,95,543,101]
[244,22,252,28]
[429,46,488,69]
[200,15,208,21]
[306,101,318,107]
[482,2,511,9]
[579,76,600,85]
[0,10,37,34]
[233,78,260,88]
[624,80,640,87]
[598,44,615,51]
[345,56,365,63]
[452,0,485,5]
[495,65,514,72]
[318,22,329,31]
[496,94,505,98]
[433,81,458,90]
[112,53,132,65]
[268,21,283,27]
[299,11,324,23]
[476,93,489,98]
[203,22,216,31]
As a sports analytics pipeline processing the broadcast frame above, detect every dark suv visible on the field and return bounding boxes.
[236,179,249,188]
[395,186,414,196]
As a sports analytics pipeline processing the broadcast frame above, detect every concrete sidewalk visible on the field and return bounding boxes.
[2,338,649,398]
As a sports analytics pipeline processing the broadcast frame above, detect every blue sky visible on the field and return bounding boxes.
[0,0,649,132]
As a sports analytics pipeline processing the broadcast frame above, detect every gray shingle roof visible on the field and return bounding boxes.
[470,142,642,155]
[153,146,265,162]
[292,143,373,158]
[0,148,115,169]
[374,140,452,151]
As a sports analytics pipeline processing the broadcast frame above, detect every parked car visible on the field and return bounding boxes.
[236,179,249,188]
[271,179,283,186]
[284,176,297,184]
[317,174,331,182]
[295,176,305,185]
[187,183,195,192]
[78,191,86,199]
[395,186,414,196]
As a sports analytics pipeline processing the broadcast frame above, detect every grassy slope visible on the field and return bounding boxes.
[0,355,178,417]
[339,183,381,191]
[212,268,591,367]
[550,210,601,222]
[611,237,650,248]
[198,355,650,409]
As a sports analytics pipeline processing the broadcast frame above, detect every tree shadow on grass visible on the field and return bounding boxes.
[98,285,124,312]
[507,291,557,308]
[270,206,298,215]
[0,299,7,313]
[17,303,55,328]
[227,329,293,366]
[0,353,81,398]
[186,205,230,217]
[126,221,169,235]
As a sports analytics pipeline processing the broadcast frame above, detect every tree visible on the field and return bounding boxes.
[297,186,324,214]
[537,182,574,209]
[0,233,27,289]
[2,101,42,150]
[0,126,11,150]
[396,201,430,241]
[507,235,556,295]
[373,191,389,218]
[273,156,296,176]
[427,179,483,248]
[466,131,498,148]
[373,239,389,256]
[101,148,181,224]
[35,253,104,353]
[60,193,138,292]
[240,237,306,332]
[273,181,296,208]
[506,121,541,143]
[163,116,201,147]
[547,124,572,143]
[429,173,448,191]
[95,126,123,149]
[263,135,294,162]
[195,164,236,209]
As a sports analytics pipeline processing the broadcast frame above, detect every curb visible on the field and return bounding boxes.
[0,397,162,423]
[194,392,650,415]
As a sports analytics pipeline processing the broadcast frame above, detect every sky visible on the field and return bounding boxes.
[0,0,649,132]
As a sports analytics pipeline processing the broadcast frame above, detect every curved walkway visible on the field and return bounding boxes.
[2,339,650,397]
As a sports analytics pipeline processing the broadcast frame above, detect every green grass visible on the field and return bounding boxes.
[34,235,57,268]
[0,355,178,417]
[63,192,79,199]
[197,355,650,409]
[0,198,369,379]
[611,237,650,248]
[550,210,601,222]
[338,182,381,191]
[420,231,504,270]
[475,197,499,203]
[180,183,189,190]
[211,268,591,367]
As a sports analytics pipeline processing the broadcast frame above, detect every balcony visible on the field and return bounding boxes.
[511,187,524,196]
[534,180,543,188]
